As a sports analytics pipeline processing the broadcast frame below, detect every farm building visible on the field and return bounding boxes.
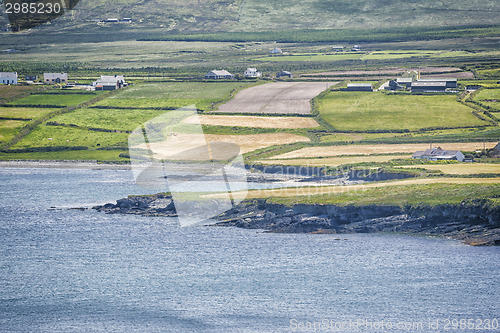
[25,75,38,81]
[276,71,293,78]
[412,147,464,162]
[270,48,283,54]
[0,72,18,85]
[385,80,404,91]
[204,70,234,80]
[417,78,457,89]
[93,75,126,90]
[44,73,68,84]
[341,83,373,92]
[396,78,413,88]
[331,45,344,51]
[411,81,447,93]
[490,142,500,158]
[244,68,262,78]
[402,70,420,80]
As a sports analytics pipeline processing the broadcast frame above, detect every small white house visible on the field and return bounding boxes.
[0,72,18,85]
[204,70,234,80]
[244,68,262,78]
[44,73,68,84]
[92,75,126,90]
[270,48,282,54]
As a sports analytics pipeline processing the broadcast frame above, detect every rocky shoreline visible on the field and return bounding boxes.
[93,194,500,246]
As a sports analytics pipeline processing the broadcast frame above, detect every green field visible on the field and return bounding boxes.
[52,108,169,132]
[0,107,59,120]
[254,53,361,62]
[317,92,488,131]
[267,183,500,206]
[10,125,128,149]
[0,120,28,143]
[116,82,254,99]
[0,85,47,103]
[0,149,129,162]
[93,98,215,110]
[9,93,102,107]
[473,88,500,111]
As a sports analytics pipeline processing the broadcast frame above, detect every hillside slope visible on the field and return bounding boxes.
[2,0,499,33]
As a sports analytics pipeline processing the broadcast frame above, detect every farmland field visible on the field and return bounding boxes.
[396,163,500,175]
[317,92,487,131]
[207,178,500,200]
[184,115,320,129]
[0,120,27,143]
[136,133,310,160]
[0,107,59,120]
[115,82,254,99]
[51,108,169,132]
[258,154,411,167]
[269,142,498,159]
[0,85,47,103]
[93,98,215,110]
[215,82,336,114]
[9,93,102,107]
[10,125,129,149]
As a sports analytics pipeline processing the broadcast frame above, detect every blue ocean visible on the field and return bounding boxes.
[0,167,499,332]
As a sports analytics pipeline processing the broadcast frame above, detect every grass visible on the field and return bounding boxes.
[0,107,60,120]
[0,85,47,103]
[0,120,28,143]
[10,125,129,149]
[258,154,412,167]
[115,82,254,99]
[0,149,129,162]
[317,92,488,131]
[254,53,361,62]
[93,98,215,110]
[9,93,102,107]
[266,183,500,206]
[396,163,500,175]
[51,108,170,132]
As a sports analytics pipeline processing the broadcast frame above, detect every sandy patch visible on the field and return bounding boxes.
[136,133,310,160]
[184,115,320,129]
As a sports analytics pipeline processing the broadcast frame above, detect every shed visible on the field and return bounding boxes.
[341,83,373,92]
[396,78,413,87]
[270,48,283,54]
[417,78,457,89]
[411,81,446,93]
[276,71,293,78]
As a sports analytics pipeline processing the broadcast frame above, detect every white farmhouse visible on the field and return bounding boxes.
[270,48,282,54]
[44,73,68,84]
[412,147,465,162]
[204,70,234,79]
[93,75,126,90]
[244,68,262,78]
[0,72,17,85]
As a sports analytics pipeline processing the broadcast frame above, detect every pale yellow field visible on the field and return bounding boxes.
[269,142,498,159]
[183,115,320,128]
[135,133,310,160]
[205,177,500,199]
[397,163,500,175]
[258,154,411,167]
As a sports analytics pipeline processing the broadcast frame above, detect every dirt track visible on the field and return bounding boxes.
[215,82,336,114]
[269,142,498,159]
[183,115,319,128]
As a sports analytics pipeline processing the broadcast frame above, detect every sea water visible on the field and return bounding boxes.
[0,167,499,332]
